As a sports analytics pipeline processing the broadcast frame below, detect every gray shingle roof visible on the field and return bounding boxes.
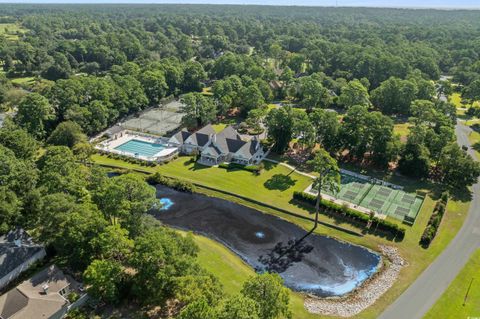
[0,229,44,279]
[169,129,191,145]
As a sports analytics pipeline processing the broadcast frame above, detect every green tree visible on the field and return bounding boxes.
[83,259,124,303]
[129,227,199,305]
[15,93,55,139]
[140,70,168,105]
[241,273,292,319]
[371,77,417,114]
[47,121,87,148]
[309,109,340,153]
[238,85,265,116]
[181,92,217,129]
[37,146,87,197]
[438,143,480,188]
[0,121,38,160]
[0,187,20,234]
[182,61,206,92]
[337,79,370,108]
[98,174,156,235]
[266,106,295,153]
[217,294,260,319]
[308,149,340,220]
[178,299,217,319]
[91,224,133,262]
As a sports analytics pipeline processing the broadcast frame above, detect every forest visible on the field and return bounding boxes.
[1,4,480,319]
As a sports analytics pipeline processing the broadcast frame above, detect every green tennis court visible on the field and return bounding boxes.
[323,173,424,225]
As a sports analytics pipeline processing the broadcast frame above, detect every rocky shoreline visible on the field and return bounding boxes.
[304,245,406,317]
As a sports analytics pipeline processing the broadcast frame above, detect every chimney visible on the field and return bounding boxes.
[42,284,49,295]
[213,134,217,143]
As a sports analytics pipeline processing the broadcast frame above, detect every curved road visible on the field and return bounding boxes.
[379,121,480,319]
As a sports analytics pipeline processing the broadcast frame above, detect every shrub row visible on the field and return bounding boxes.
[146,172,195,193]
[218,162,262,174]
[293,191,406,239]
[99,150,157,167]
[420,193,448,247]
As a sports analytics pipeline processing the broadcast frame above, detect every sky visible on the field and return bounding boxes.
[0,0,478,8]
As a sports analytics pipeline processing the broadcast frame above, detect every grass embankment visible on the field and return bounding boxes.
[424,249,480,318]
[190,233,319,319]
[92,154,470,318]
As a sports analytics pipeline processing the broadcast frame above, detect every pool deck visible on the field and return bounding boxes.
[95,131,178,162]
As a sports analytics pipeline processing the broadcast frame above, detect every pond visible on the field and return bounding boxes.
[151,185,381,297]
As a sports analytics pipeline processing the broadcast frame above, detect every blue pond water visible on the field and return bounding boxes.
[159,198,174,210]
[152,185,381,297]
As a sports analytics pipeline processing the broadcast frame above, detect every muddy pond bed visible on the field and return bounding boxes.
[151,185,381,297]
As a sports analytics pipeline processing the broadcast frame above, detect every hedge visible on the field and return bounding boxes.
[218,162,262,173]
[420,193,448,247]
[293,191,406,239]
[146,172,196,193]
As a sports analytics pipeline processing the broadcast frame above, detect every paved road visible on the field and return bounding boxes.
[379,121,480,319]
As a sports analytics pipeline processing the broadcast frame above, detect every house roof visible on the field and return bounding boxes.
[184,124,216,147]
[234,139,261,159]
[217,126,242,141]
[0,265,76,319]
[0,229,44,280]
[168,129,191,145]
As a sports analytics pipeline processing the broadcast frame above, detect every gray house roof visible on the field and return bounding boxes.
[0,229,44,280]
[0,265,76,319]
[184,124,216,147]
[169,129,191,145]
[234,139,261,159]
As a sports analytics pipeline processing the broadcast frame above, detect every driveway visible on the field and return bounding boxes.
[379,120,480,319]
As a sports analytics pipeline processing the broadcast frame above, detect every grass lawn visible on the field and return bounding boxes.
[10,76,35,86]
[202,87,213,96]
[468,130,480,159]
[424,249,480,319]
[450,92,464,108]
[92,154,471,318]
[393,122,411,141]
[211,123,228,133]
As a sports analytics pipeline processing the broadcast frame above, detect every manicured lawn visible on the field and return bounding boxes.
[92,154,471,319]
[424,249,480,319]
[468,130,480,159]
[211,123,227,133]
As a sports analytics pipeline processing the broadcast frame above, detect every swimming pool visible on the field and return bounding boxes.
[114,139,166,157]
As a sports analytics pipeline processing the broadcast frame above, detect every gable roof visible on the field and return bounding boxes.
[168,129,191,145]
[0,265,75,319]
[217,126,242,141]
[234,139,261,159]
[184,124,215,147]
[196,124,215,136]
[0,229,44,280]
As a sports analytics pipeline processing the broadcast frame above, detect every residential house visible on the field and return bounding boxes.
[0,229,46,291]
[0,265,86,319]
[169,125,265,166]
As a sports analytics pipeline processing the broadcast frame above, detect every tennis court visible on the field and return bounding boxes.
[122,101,185,136]
[321,173,424,225]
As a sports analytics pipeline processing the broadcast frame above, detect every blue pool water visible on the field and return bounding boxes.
[115,139,166,157]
